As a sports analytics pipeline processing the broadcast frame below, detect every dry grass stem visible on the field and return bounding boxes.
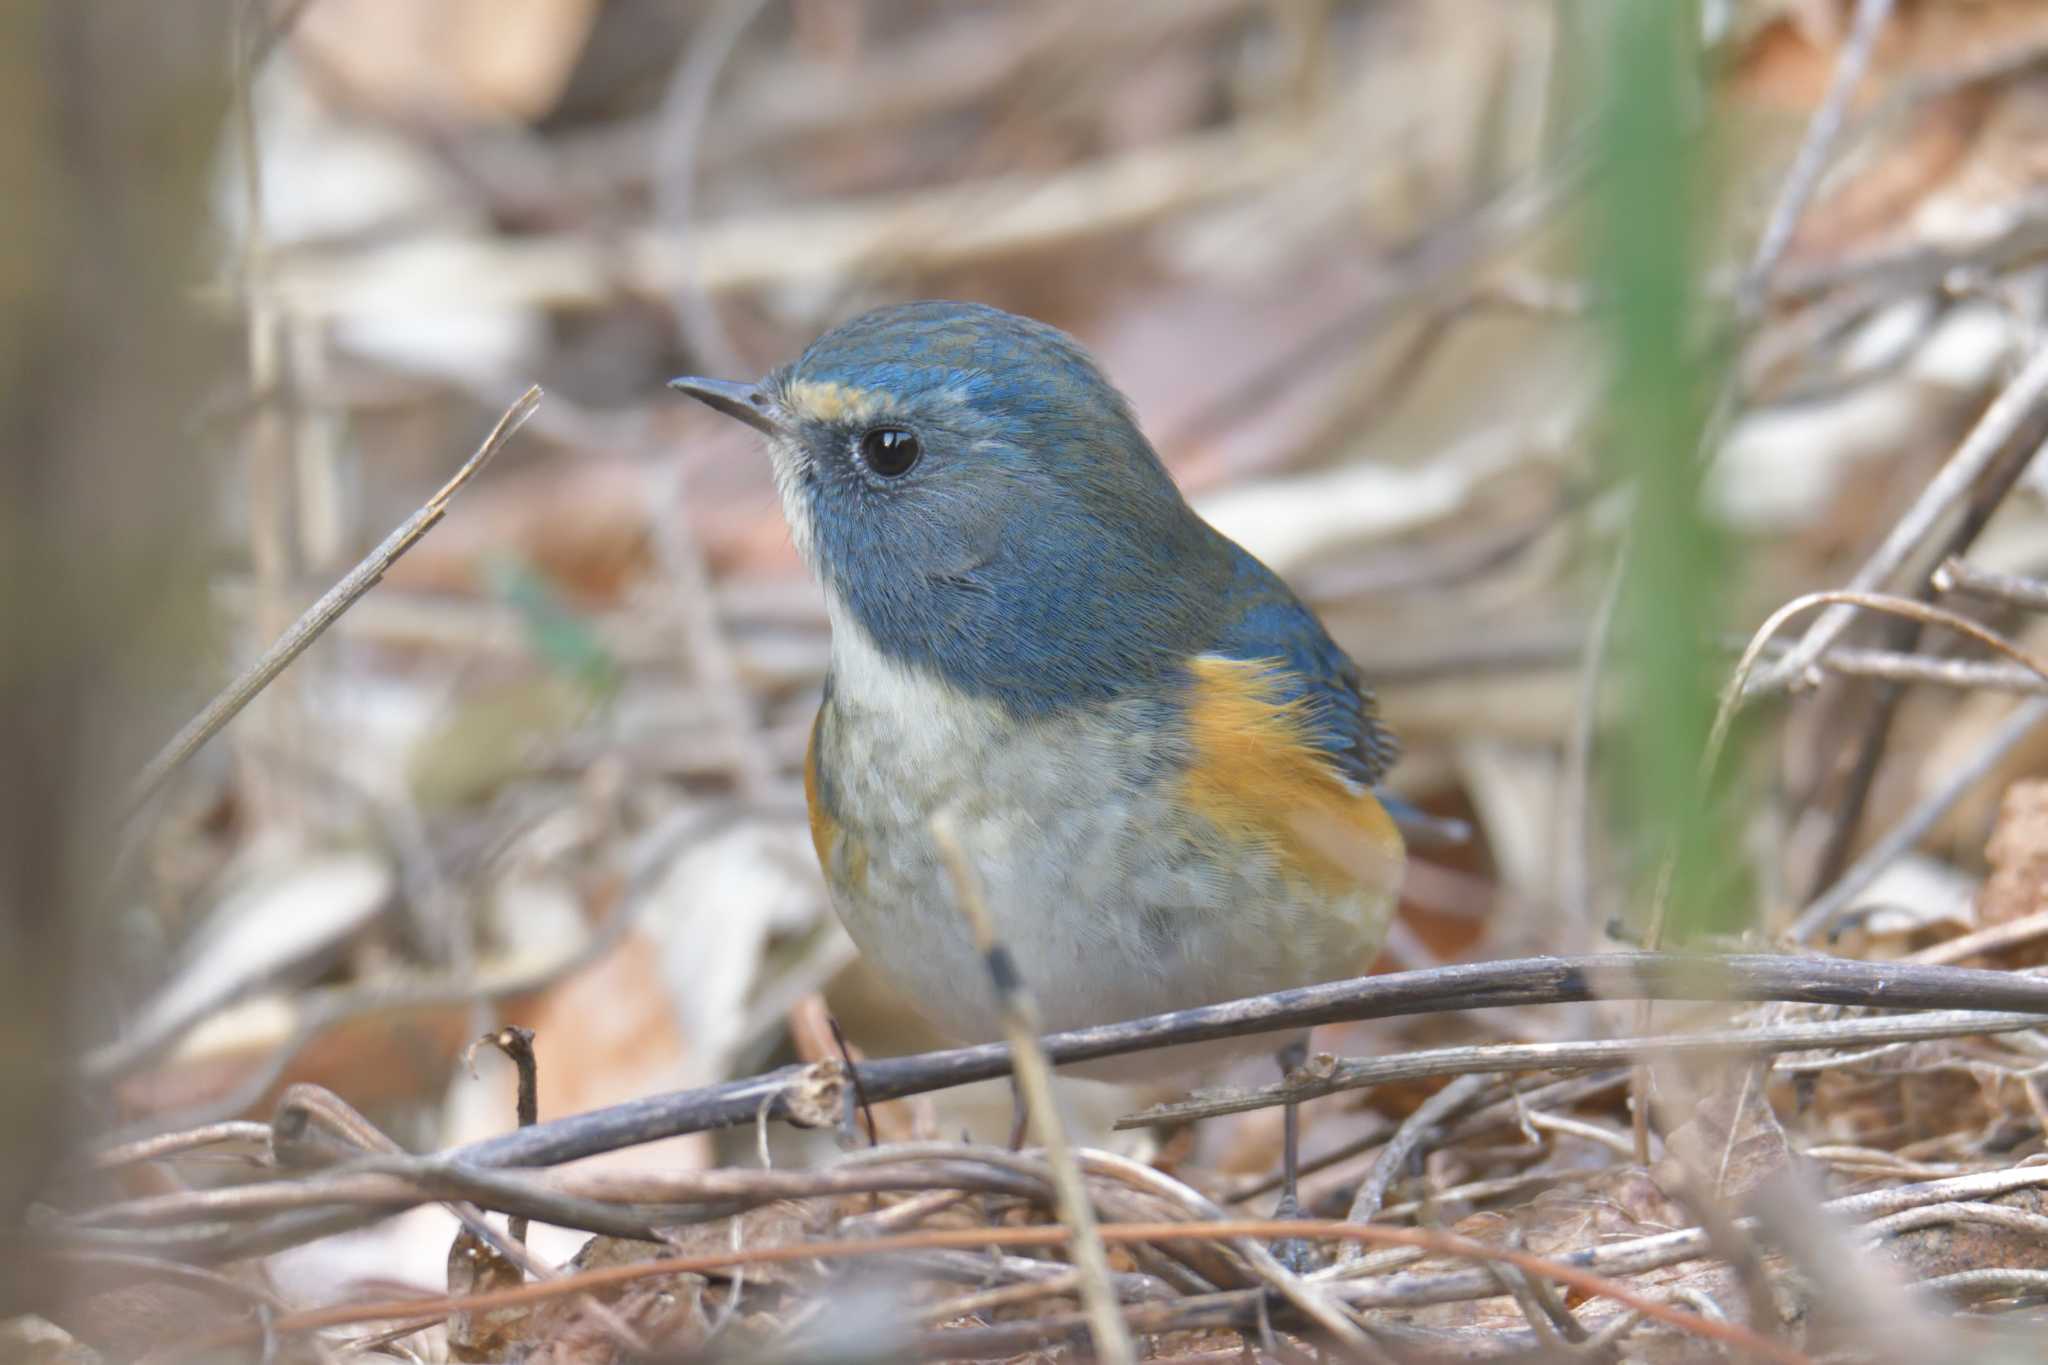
[929,812,1137,1365]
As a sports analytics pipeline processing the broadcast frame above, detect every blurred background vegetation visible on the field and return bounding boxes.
[16,0,2048,1355]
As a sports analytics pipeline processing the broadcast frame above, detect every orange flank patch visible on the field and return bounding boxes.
[1181,656,1405,901]
[805,708,866,894]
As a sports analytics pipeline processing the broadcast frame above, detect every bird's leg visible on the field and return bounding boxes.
[1270,1035,1318,1273]
[1274,1035,1310,1219]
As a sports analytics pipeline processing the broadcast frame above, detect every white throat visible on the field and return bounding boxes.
[822,591,1004,767]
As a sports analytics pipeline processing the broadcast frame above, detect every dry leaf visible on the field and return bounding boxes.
[447,1224,526,1363]
[113,848,394,1076]
[1979,778,2048,941]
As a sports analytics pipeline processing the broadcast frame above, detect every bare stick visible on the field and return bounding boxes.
[170,1217,1815,1365]
[1816,648,2048,694]
[1341,1073,1490,1252]
[929,814,1135,1365]
[1910,905,2048,966]
[1790,695,2048,941]
[1801,427,2044,904]
[1934,555,2048,612]
[1731,593,2048,774]
[152,952,2048,1265]
[91,1120,272,1169]
[442,953,2048,1171]
[1315,1162,2048,1304]
[1746,343,2048,696]
[1126,1009,2048,1127]
[464,1026,539,1244]
[1653,588,2048,948]
[1073,1144,1391,1351]
[127,386,542,810]
[271,121,1324,317]
[70,1153,1042,1234]
[1739,0,1897,315]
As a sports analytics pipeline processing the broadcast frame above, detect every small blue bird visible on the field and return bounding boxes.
[673,301,1405,1211]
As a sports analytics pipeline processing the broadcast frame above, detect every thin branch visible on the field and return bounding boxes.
[1935,556,2048,612]
[1910,905,2048,966]
[1800,422,2046,904]
[1341,1073,1489,1241]
[1816,648,2048,694]
[1068,1143,1384,1352]
[451,954,2048,1168]
[70,1154,1041,1236]
[1745,343,2048,696]
[1791,696,2048,941]
[168,1217,1816,1365]
[1866,1202,2048,1242]
[651,0,770,376]
[1314,1163,2048,1304]
[1739,0,1897,316]
[1656,588,2048,947]
[126,386,542,810]
[268,120,1329,317]
[91,1121,273,1169]
[122,952,2048,1264]
[1125,1009,2048,1127]
[1767,202,2048,305]
[464,1026,539,1244]
[39,1247,289,1311]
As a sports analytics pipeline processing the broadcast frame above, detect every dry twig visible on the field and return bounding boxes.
[1745,345,2048,696]
[127,386,542,810]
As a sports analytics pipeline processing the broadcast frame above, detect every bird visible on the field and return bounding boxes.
[672,300,1405,1219]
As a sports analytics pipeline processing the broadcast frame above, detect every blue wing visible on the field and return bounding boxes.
[1207,546,1398,789]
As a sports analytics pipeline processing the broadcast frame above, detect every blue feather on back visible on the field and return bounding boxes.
[1209,545,1398,789]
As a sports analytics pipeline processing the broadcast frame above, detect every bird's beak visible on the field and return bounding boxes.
[668,376,784,437]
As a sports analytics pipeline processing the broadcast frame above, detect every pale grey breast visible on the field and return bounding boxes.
[809,610,1389,1078]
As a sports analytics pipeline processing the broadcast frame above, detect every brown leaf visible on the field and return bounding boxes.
[1657,1063,1794,1204]
[1979,779,2048,943]
[516,1235,709,1365]
[447,1225,526,1363]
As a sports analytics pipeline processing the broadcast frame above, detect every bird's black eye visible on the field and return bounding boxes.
[858,427,921,478]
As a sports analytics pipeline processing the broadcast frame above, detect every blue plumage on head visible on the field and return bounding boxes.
[707,300,1394,783]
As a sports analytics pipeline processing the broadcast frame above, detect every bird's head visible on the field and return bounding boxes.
[672,300,1231,710]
